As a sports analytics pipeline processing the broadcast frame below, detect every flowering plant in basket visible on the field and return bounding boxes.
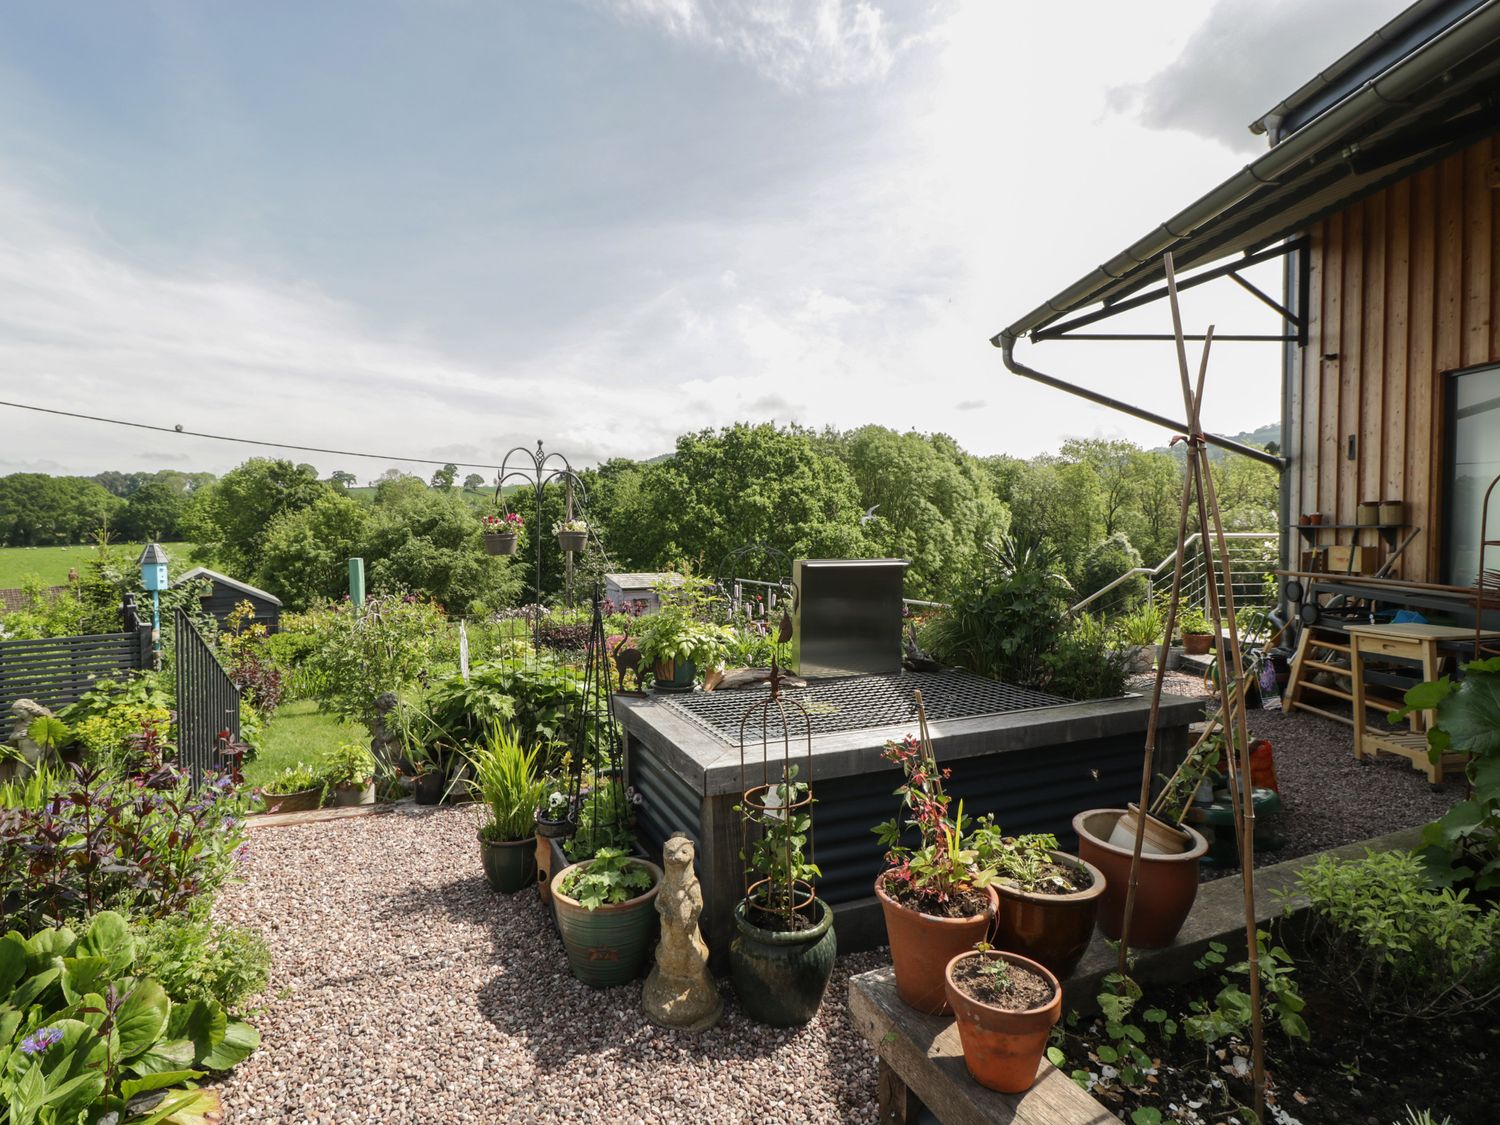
[484,512,525,534]
[873,734,996,912]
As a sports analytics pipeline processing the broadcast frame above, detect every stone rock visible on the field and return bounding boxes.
[643,833,722,1033]
[6,699,55,768]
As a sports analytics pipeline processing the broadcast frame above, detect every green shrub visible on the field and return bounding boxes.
[56,675,175,774]
[1044,614,1128,701]
[563,779,635,862]
[421,657,594,775]
[1078,532,1145,608]
[299,593,445,729]
[1295,849,1500,1019]
[465,725,545,843]
[131,915,271,1015]
[0,910,259,1121]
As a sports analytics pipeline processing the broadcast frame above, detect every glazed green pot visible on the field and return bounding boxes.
[650,658,697,693]
[479,832,537,894]
[552,859,663,988]
[729,897,837,1027]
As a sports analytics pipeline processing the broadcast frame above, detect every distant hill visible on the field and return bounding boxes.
[1155,421,1279,459]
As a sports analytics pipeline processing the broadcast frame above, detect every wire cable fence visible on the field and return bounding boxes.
[1070,532,1279,620]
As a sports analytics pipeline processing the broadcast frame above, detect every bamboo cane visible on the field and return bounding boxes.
[1164,254,1265,1122]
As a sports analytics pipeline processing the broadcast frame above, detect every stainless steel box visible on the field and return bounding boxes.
[790,558,909,678]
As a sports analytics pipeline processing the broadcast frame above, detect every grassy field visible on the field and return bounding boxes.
[244,698,365,788]
[0,542,196,588]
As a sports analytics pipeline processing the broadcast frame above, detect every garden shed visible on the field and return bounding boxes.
[178,567,282,633]
[604,571,681,613]
[995,0,1500,608]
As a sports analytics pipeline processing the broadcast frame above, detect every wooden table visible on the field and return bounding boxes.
[847,967,1114,1125]
[1346,623,1494,783]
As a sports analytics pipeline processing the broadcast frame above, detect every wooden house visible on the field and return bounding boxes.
[996,0,1500,611]
[177,567,282,633]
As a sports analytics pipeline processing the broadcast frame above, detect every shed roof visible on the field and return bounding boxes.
[177,567,284,607]
[996,0,1500,346]
[604,572,684,590]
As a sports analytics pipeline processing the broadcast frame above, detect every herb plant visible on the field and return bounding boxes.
[465,725,545,843]
[557,846,654,910]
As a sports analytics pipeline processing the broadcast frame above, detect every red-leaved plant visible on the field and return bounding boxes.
[873,734,996,909]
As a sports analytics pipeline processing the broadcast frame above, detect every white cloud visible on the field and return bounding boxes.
[588,0,919,89]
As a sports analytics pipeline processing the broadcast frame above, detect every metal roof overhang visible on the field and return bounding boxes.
[994,0,1500,349]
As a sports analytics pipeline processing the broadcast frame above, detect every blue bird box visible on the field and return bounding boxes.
[137,543,170,592]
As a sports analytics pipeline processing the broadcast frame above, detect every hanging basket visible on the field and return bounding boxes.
[557,529,587,552]
[484,531,519,556]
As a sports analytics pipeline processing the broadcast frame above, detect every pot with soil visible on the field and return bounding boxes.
[730,897,837,1027]
[992,846,1106,979]
[552,849,662,988]
[1073,808,1208,948]
[479,832,537,893]
[944,949,1062,1094]
[877,872,999,1015]
[261,763,324,814]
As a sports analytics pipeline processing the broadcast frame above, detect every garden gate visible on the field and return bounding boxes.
[174,607,241,786]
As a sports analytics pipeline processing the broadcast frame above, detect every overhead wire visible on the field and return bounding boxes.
[0,397,507,471]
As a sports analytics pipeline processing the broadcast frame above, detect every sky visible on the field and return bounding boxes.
[0,0,1413,480]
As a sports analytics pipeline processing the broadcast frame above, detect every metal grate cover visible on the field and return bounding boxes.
[661,670,1071,744]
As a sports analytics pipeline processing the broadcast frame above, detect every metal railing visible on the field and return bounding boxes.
[1070,531,1279,617]
[174,608,241,787]
[724,575,948,614]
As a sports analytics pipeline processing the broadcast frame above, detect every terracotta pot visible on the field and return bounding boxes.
[1182,633,1212,656]
[993,851,1105,979]
[1074,809,1208,948]
[1107,804,1191,855]
[876,873,998,1015]
[944,950,1062,1094]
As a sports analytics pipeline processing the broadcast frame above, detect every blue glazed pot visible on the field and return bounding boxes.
[651,658,697,693]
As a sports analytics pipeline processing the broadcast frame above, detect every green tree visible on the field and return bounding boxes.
[256,492,373,609]
[462,472,486,492]
[329,470,358,490]
[1060,438,1137,536]
[430,463,458,491]
[0,474,124,546]
[117,477,189,541]
[1125,450,1185,562]
[185,459,329,577]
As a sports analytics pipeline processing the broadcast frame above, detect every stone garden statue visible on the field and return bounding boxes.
[370,691,403,772]
[643,833,722,1032]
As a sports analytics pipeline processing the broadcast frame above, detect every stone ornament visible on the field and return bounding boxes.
[643,833,722,1033]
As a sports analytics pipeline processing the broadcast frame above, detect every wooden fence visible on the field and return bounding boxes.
[0,627,153,715]
[174,607,241,786]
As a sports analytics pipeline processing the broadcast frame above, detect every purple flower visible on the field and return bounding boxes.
[20,1027,63,1055]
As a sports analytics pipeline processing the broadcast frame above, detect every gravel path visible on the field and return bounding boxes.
[216,806,881,1125]
[1127,669,1464,875]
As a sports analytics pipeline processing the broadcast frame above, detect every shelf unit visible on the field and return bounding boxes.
[1294,522,1410,552]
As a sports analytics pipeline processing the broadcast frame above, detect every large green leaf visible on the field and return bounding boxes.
[0,933,26,996]
[10,965,60,1010]
[23,927,75,963]
[166,999,226,1061]
[1438,668,1500,757]
[35,1068,105,1121]
[77,911,135,976]
[114,980,171,1060]
[120,1069,204,1101]
[127,1039,197,1077]
[59,957,111,1006]
[200,1020,259,1071]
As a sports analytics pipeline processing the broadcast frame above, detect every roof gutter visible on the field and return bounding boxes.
[997,334,1285,469]
[992,0,1500,346]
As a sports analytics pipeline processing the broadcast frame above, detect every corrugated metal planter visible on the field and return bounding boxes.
[729,898,837,1027]
[993,852,1105,979]
[553,859,663,988]
[479,833,537,893]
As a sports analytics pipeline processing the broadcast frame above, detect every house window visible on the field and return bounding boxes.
[1447,364,1500,587]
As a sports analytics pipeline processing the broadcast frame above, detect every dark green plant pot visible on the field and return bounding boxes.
[729,897,837,1027]
[479,832,537,893]
[535,816,574,840]
[264,786,321,814]
[651,658,697,694]
[552,858,663,988]
[413,772,444,805]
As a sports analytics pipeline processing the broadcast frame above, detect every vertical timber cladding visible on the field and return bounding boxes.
[1295,134,1500,582]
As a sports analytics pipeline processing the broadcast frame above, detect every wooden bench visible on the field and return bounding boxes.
[847,967,1115,1125]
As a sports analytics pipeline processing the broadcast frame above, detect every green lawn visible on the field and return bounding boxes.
[0,542,196,588]
[244,698,364,788]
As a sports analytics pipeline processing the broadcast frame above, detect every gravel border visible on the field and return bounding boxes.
[216,806,881,1124]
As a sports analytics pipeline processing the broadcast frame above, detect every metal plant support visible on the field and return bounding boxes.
[737,651,817,928]
[493,440,596,614]
[565,590,631,849]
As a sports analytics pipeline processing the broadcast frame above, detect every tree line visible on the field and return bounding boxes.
[0,422,1279,614]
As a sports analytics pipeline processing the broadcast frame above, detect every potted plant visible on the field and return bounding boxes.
[730,765,837,1026]
[466,724,547,893]
[873,733,999,1015]
[562,778,635,863]
[634,603,732,695]
[978,828,1105,979]
[483,512,524,556]
[1178,605,1213,656]
[261,763,324,814]
[552,846,663,987]
[535,781,575,839]
[944,944,1062,1094]
[554,518,589,552]
[1074,807,1208,948]
[1114,603,1163,674]
[322,741,377,806]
